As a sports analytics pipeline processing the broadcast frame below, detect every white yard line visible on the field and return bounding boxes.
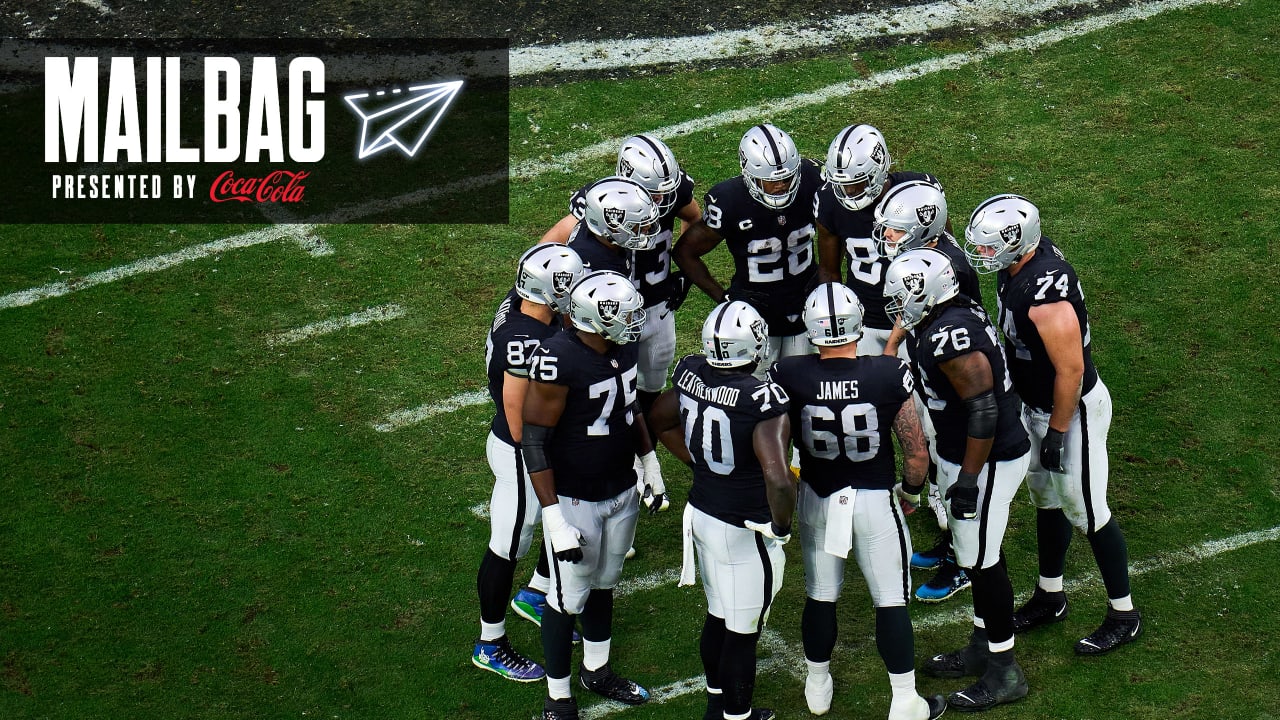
[579,523,1280,718]
[512,0,1225,178]
[370,389,490,433]
[2,0,1217,315]
[72,0,113,15]
[510,0,1101,76]
[0,225,316,310]
[265,303,405,347]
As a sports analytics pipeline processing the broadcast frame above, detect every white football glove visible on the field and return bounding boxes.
[542,504,585,563]
[744,519,791,545]
[638,451,668,514]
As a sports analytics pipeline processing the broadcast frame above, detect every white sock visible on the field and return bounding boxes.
[805,658,830,678]
[480,620,506,642]
[583,638,611,672]
[888,670,916,701]
[529,573,551,595]
[725,711,751,720]
[1039,575,1064,593]
[1109,595,1134,612]
[989,636,1015,653]
[547,675,572,700]
[973,616,986,630]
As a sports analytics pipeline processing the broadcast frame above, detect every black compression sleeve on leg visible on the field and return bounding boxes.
[1087,518,1132,600]
[720,629,761,717]
[801,598,838,663]
[875,606,916,674]
[1036,508,1074,579]
[970,557,1015,645]
[541,605,576,679]
[477,549,518,625]
[580,588,614,643]
[700,613,727,692]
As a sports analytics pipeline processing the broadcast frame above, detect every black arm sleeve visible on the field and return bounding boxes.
[522,423,555,474]
[964,389,998,439]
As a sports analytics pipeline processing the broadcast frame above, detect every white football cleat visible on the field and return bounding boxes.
[804,672,833,715]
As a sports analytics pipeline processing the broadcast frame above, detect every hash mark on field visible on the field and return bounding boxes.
[370,390,489,433]
[582,523,1280,717]
[265,303,405,347]
[0,225,318,310]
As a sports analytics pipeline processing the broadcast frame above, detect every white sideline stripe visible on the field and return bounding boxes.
[511,0,1224,179]
[72,0,114,14]
[265,303,405,347]
[370,389,489,433]
[510,0,1100,76]
[1,0,1217,313]
[581,523,1280,718]
[0,225,315,310]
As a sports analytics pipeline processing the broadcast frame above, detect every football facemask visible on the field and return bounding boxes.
[822,124,891,212]
[883,248,960,331]
[569,271,647,344]
[583,177,662,251]
[739,123,802,210]
[964,194,1042,274]
[873,179,948,259]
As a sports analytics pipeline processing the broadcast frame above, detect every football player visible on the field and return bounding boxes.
[648,300,796,720]
[473,244,585,683]
[814,124,947,355]
[522,271,666,720]
[965,194,1141,655]
[884,248,1032,712]
[874,179,984,606]
[674,123,823,373]
[767,282,944,720]
[542,135,702,423]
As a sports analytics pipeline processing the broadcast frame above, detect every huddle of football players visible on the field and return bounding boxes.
[472,124,1141,720]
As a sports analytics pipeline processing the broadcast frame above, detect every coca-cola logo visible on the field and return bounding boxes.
[209,170,309,203]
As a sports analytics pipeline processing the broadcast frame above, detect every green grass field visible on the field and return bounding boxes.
[2,1,1279,719]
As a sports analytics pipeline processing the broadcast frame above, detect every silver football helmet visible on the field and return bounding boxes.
[569,271,646,344]
[617,134,682,215]
[873,179,948,259]
[582,177,661,251]
[514,243,586,313]
[803,282,865,347]
[822,124,891,211]
[883,248,960,331]
[702,300,770,369]
[964,194,1043,274]
[739,123,802,210]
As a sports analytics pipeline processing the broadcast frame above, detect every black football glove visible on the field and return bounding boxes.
[668,271,694,313]
[946,471,980,520]
[1040,428,1065,472]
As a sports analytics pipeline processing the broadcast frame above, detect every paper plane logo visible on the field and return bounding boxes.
[343,80,464,160]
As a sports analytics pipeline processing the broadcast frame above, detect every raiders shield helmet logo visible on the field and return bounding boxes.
[903,271,926,296]
[870,142,886,165]
[1000,223,1022,246]
[617,158,634,178]
[603,207,626,229]
[916,204,938,226]
[552,271,574,295]
[598,299,620,322]
[749,319,765,344]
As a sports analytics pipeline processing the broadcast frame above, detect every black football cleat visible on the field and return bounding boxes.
[542,696,579,720]
[579,663,650,705]
[947,655,1028,712]
[1075,607,1142,655]
[1011,586,1069,633]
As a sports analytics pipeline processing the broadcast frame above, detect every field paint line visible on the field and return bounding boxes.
[760,627,807,681]
[72,0,114,14]
[2,0,1218,313]
[0,224,317,310]
[512,0,1226,179]
[265,303,406,347]
[509,0,1100,76]
[470,503,490,521]
[581,522,1280,718]
[615,567,681,597]
[370,389,490,433]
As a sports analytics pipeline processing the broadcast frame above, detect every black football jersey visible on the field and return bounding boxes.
[569,172,696,308]
[702,160,823,335]
[672,354,790,526]
[908,303,1030,464]
[485,288,561,445]
[527,331,641,501]
[566,221,631,277]
[932,232,984,308]
[769,354,915,496]
[813,171,937,330]
[996,236,1098,413]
